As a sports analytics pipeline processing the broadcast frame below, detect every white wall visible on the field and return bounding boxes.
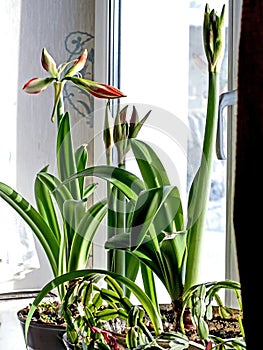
[11,0,96,290]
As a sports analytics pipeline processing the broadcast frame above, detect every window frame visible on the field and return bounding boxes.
[225,0,242,306]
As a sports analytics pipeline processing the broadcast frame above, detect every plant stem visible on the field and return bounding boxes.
[185,71,220,290]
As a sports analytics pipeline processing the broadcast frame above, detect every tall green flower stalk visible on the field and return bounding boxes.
[185,3,225,290]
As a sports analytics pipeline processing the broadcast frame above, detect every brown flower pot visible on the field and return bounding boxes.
[17,311,66,350]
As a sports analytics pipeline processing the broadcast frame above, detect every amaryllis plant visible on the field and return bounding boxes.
[13,3,245,350]
[64,2,226,309]
[60,5,245,348]
[0,48,125,301]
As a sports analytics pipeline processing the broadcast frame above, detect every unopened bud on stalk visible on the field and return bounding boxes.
[128,106,139,138]
[113,105,129,166]
[103,102,113,151]
[113,105,129,145]
[203,3,225,73]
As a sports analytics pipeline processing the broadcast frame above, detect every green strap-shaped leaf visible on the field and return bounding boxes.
[160,232,187,301]
[0,182,59,276]
[83,182,98,199]
[140,262,159,312]
[57,111,80,199]
[106,185,186,302]
[34,166,61,241]
[68,200,108,271]
[62,165,146,201]
[36,172,77,278]
[75,144,88,197]
[37,172,73,216]
[96,308,123,321]
[124,251,140,298]
[131,139,171,188]
[130,186,183,249]
[56,198,88,281]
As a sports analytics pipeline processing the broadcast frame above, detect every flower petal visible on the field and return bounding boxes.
[41,48,58,78]
[70,77,126,99]
[63,49,88,78]
[22,77,55,94]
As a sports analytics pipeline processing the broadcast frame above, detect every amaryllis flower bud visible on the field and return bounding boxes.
[23,77,55,94]
[129,106,139,126]
[41,48,58,78]
[129,109,151,139]
[113,107,123,145]
[113,105,129,166]
[70,77,126,99]
[128,106,139,138]
[120,105,128,124]
[103,102,113,151]
[203,4,225,73]
[63,49,88,78]
[119,105,129,140]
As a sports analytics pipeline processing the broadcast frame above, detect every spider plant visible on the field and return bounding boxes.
[181,280,246,349]
[24,268,189,350]
[0,48,125,301]
[24,272,245,349]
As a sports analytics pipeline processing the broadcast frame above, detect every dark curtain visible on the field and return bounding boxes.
[234,1,263,349]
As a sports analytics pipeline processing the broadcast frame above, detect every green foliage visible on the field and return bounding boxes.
[63,143,186,304]
[0,47,126,303]
[62,3,228,308]
[103,103,155,301]
[24,269,168,348]
[0,105,107,301]
[181,280,245,349]
[60,5,246,348]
